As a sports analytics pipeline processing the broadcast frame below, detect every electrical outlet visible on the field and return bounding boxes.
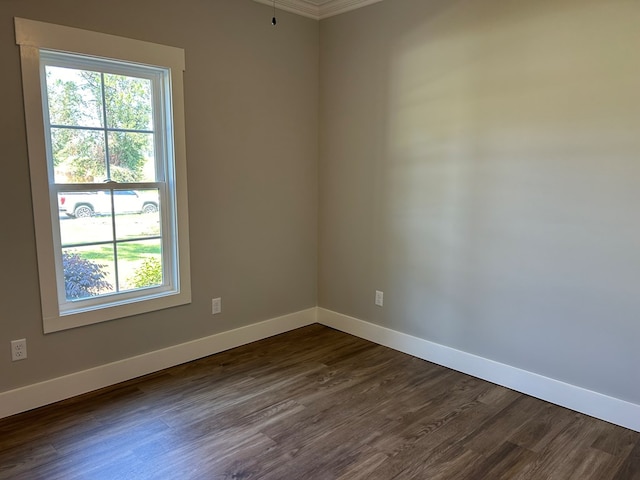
[212,297,222,315]
[375,290,384,307]
[11,339,27,361]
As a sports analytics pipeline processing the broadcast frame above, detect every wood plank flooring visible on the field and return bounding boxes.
[1,324,638,479]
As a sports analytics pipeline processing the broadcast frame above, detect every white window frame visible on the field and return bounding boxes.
[15,18,191,333]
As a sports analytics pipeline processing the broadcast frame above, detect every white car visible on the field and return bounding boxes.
[59,190,159,218]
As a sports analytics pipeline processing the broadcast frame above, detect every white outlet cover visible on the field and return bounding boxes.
[212,297,222,315]
[11,339,27,361]
[375,290,384,307]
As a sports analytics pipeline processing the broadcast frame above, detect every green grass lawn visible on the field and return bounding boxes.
[79,242,161,263]
[61,213,162,291]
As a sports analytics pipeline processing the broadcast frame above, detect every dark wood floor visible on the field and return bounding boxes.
[1,325,638,480]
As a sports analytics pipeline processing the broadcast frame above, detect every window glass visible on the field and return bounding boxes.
[107,131,156,183]
[46,66,104,128]
[104,73,153,130]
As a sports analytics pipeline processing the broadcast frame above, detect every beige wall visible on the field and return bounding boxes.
[0,0,318,392]
[319,0,640,404]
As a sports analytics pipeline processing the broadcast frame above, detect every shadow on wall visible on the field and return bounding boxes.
[367,0,640,401]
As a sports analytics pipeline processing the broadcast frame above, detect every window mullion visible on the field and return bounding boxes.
[53,182,163,192]
[109,192,120,293]
[50,124,155,135]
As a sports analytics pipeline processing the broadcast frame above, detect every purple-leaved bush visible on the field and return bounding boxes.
[62,252,112,299]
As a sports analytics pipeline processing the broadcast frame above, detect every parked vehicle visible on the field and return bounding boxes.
[58,190,159,218]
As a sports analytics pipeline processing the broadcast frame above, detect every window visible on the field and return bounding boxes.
[15,18,191,333]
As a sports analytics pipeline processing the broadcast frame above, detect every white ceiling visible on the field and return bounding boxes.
[252,0,386,20]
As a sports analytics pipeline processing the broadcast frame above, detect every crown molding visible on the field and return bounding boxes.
[317,0,385,19]
[252,0,386,20]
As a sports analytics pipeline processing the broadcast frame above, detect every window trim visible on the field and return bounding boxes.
[15,18,191,333]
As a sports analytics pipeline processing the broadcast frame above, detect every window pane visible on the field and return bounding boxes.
[62,245,115,300]
[114,189,160,240]
[104,73,153,131]
[107,132,155,182]
[51,128,107,183]
[45,66,103,128]
[57,190,114,220]
[117,239,163,291]
[58,191,114,246]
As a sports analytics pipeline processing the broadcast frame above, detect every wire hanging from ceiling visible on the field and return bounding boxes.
[272,0,277,26]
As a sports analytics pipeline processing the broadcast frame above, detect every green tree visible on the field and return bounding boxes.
[46,68,153,183]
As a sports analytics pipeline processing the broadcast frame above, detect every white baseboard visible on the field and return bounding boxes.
[0,308,317,420]
[317,308,640,433]
[4,306,639,433]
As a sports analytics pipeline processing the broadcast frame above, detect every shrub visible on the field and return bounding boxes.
[130,257,162,288]
[62,252,112,299]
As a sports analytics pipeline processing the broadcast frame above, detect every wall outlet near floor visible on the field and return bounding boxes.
[212,297,222,315]
[375,290,384,307]
[11,339,27,361]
